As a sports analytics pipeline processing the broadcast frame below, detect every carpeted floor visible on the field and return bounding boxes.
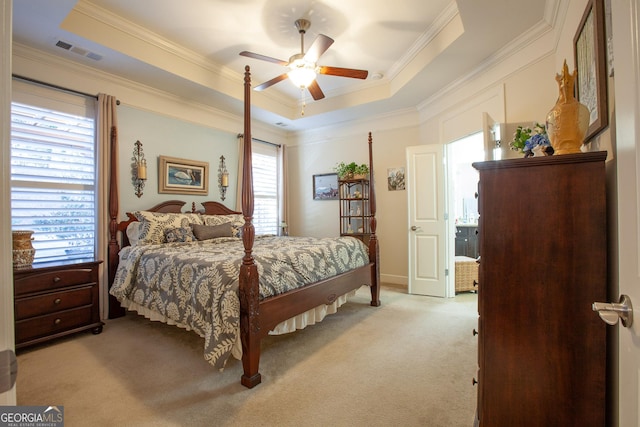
[16,285,478,427]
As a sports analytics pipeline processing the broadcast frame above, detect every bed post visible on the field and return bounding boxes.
[368,132,381,306]
[239,66,262,388]
[107,125,125,318]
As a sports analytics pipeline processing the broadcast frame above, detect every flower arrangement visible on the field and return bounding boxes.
[334,161,369,179]
[509,123,554,157]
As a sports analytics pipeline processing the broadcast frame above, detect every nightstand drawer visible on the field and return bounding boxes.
[14,268,97,296]
[15,286,94,320]
[16,306,93,343]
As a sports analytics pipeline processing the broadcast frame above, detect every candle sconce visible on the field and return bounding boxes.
[218,155,229,201]
[132,140,147,198]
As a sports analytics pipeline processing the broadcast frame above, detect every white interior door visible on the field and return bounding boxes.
[0,0,16,405]
[482,112,499,160]
[406,145,447,297]
[612,0,640,424]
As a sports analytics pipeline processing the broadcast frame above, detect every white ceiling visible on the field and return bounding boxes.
[11,0,552,131]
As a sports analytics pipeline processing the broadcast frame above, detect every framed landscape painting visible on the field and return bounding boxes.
[313,173,338,200]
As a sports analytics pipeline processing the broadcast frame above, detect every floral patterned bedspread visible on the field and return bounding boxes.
[109,235,369,368]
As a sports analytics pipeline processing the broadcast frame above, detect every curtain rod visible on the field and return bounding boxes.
[12,74,120,105]
[237,133,281,148]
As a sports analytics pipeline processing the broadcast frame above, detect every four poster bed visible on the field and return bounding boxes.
[107,66,380,388]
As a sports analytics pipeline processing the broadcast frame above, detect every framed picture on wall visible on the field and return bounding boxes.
[313,173,339,200]
[573,0,608,143]
[387,167,405,191]
[158,155,209,195]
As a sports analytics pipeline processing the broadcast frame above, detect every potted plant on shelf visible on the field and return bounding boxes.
[335,161,370,180]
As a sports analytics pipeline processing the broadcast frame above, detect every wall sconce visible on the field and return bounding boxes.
[132,140,147,198]
[218,155,229,201]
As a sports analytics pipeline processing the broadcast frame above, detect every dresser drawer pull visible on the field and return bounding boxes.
[472,378,478,386]
[53,277,61,283]
[54,298,61,305]
[54,318,61,325]
[473,329,479,336]
[473,280,479,287]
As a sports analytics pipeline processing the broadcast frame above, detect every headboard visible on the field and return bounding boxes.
[115,200,241,248]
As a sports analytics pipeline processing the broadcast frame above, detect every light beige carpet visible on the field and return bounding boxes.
[16,285,478,427]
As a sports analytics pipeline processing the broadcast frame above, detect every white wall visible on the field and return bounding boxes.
[289,0,616,288]
[116,105,238,215]
[288,123,418,284]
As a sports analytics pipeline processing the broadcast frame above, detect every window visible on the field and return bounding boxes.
[252,141,279,235]
[11,81,96,266]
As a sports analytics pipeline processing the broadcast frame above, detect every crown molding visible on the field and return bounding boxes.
[387,2,460,80]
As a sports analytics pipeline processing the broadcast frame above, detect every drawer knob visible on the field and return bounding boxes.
[472,378,478,386]
[54,298,61,305]
[53,277,61,283]
[54,318,61,325]
[473,329,479,336]
[473,280,479,287]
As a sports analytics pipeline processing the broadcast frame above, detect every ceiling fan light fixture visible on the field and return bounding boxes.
[287,59,317,88]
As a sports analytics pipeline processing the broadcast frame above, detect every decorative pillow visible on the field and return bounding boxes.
[132,211,204,244]
[126,222,143,246]
[201,214,244,238]
[191,223,234,241]
[165,227,196,243]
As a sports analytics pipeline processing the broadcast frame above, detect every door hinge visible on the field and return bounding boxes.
[0,349,17,393]
[444,212,449,220]
[445,268,449,276]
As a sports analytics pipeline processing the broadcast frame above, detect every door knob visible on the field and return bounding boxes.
[592,294,633,327]
[410,226,419,231]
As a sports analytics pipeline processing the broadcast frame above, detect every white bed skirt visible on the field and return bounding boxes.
[116,289,357,361]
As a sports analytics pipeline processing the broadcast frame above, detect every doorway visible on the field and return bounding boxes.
[447,132,484,297]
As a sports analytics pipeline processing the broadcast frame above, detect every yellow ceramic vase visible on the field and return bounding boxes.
[546,60,590,155]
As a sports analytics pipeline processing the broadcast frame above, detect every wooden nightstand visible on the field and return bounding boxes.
[13,260,104,349]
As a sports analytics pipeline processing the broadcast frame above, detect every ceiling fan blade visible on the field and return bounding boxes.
[303,34,334,63]
[254,74,289,91]
[239,51,288,66]
[307,80,325,100]
[319,66,369,79]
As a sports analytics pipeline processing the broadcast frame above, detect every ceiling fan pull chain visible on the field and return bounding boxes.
[300,88,306,116]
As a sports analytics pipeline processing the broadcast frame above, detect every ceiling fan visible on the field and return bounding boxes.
[239,18,368,101]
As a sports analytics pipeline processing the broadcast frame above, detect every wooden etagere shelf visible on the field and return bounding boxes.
[338,178,372,243]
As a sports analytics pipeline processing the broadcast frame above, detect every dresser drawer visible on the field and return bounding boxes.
[15,286,94,320]
[14,268,97,296]
[15,306,93,343]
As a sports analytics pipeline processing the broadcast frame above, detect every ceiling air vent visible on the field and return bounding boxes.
[55,40,72,50]
[54,40,103,61]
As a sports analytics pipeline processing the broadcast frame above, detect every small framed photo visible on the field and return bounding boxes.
[159,155,209,195]
[388,167,405,191]
[313,173,338,200]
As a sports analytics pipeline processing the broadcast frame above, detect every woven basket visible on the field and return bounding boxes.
[455,256,478,293]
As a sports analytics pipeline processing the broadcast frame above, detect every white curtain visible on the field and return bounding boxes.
[96,94,118,319]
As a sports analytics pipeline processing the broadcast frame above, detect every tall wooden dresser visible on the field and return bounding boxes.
[13,260,103,348]
[472,152,607,426]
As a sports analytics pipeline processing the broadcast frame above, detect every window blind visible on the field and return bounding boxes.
[252,141,279,235]
[10,95,96,266]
